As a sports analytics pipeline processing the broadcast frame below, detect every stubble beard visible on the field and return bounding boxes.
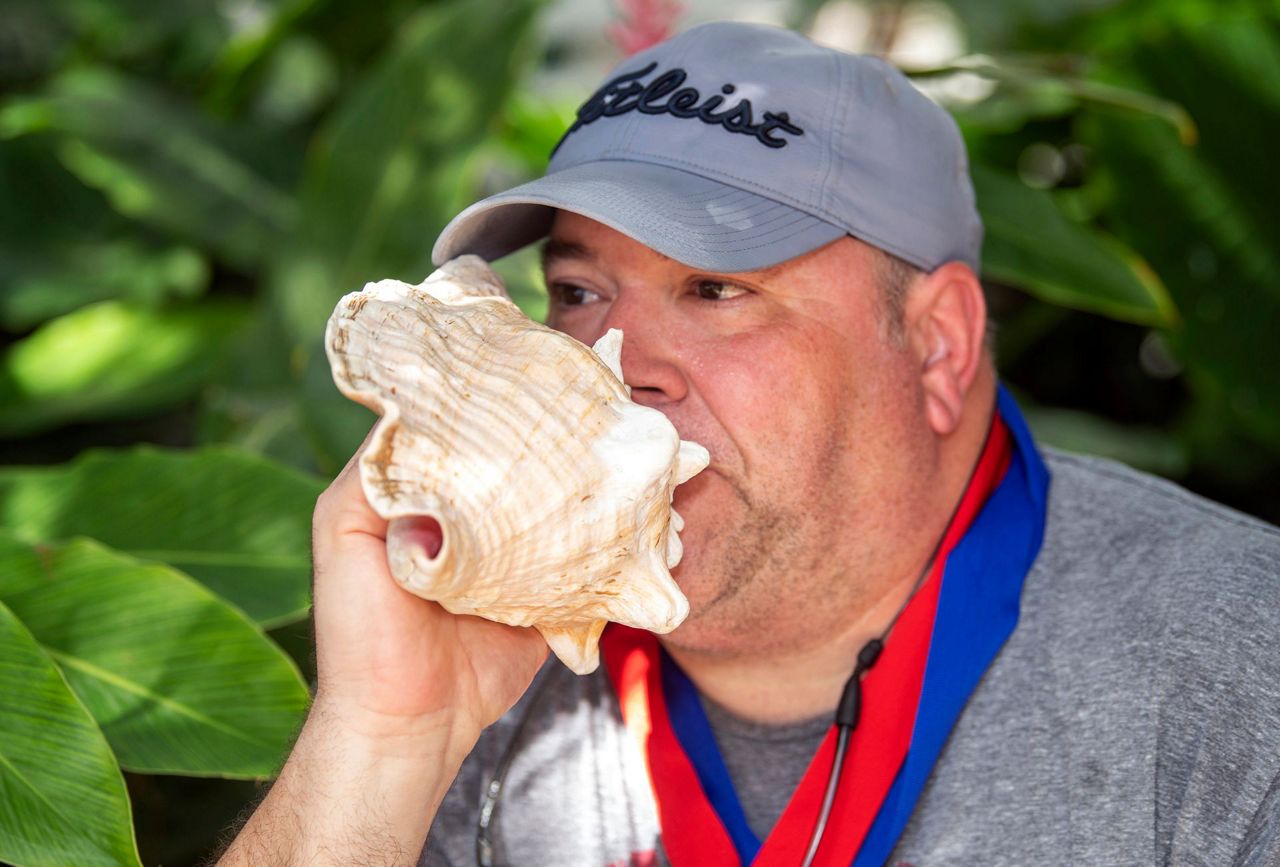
[665,458,856,660]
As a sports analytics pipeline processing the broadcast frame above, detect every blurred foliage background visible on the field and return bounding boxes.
[0,0,1277,863]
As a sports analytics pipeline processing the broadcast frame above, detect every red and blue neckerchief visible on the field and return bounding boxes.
[600,385,1049,866]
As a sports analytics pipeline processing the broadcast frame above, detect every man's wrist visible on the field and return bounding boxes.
[217,696,478,866]
[304,691,481,771]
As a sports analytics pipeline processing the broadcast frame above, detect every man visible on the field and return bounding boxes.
[220,22,1280,866]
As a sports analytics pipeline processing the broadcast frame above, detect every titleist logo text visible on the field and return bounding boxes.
[553,62,804,153]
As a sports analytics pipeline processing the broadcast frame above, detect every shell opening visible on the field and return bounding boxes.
[387,512,467,596]
[395,515,443,560]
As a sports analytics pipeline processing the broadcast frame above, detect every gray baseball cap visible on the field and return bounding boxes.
[432,21,982,274]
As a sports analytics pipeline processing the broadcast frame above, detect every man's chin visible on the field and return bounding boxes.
[667,552,733,636]
[659,599,741,657]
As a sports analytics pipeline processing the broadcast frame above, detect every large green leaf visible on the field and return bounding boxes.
[1020,399,1190,477]
[204,0,330,115]
[269,0,545,347]
[198,382,323,474]
[0,595,141,867]
[974,163,1178,326]
[0,447,322,626]
[490,243,549,323]
[41,0,229,69]
[0,135,213,330]
[936,0,1106,51]
[1080,14,1280,448]
[197,380,328,476]
[298,338,377,475]
[0,238,208,331]
[493,93,577,179]
[0,298,248,438]
[1125,16,1280,284]
[0,134,118,249]
[267,0,544,468]
[925,54,1194,141]
[0,66,295,268]
[0,535,310,778]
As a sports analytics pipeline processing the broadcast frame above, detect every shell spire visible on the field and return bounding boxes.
[325,255,709,674]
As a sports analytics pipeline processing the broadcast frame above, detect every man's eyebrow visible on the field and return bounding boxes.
[540,238,594,270]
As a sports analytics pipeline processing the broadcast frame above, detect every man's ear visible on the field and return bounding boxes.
[904,261,988,437]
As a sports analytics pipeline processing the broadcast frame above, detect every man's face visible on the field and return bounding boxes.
[542,212,934,657]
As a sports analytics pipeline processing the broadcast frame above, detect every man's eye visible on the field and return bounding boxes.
[694,280,748,301]
[548,283,599,306]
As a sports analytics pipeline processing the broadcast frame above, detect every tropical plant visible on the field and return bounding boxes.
[0,0,1275,863]
[925,0,1280,502]
[0,0,547,862]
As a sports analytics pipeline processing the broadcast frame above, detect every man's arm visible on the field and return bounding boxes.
[219,446,548,866]
[218,704,464,865]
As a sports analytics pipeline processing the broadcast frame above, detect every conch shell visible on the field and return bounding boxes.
[324,256,709,674]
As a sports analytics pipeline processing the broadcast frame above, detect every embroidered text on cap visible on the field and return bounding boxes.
[553,62,805,155]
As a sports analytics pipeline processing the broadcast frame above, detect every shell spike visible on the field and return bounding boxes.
[666,508,686,568]
[675,440,711,485]
[538,620,609,675]
[591,329,626,387]
[423,254,510,302]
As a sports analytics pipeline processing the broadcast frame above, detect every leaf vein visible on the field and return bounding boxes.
[42,648,275,749]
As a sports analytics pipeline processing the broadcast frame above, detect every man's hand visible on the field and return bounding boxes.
[218,441,548,866]
[311,444,549,737]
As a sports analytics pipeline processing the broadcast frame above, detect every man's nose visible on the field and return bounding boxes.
[597,290,688,407]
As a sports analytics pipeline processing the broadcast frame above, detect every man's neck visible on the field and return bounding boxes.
[661,563,925,725]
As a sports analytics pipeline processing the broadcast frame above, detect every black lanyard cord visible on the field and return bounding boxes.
[798,637,883,867]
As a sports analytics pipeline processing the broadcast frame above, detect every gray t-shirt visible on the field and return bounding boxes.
[422,450,1280,865]
[700,696,829,841]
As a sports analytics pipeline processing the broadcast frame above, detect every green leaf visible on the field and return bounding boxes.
[269,0,545,348]
[193,304,326,471]
[246,35,340,125]
[1079,15,1280,448]
[0,239,208,331]
[974,163,1178,326]
[0,535,311,778]
[204,0,330,115]
[198,383,322,473]
[0,447,322,626]
[0,299,248,438]
[493,93,576,177]
[0,137,212,330]
[0,595,141,867]
[490,243,548,322]
[0,66,296,268]
[934,0,1150,52]
[41,0,228,68]
[1020,400,1190,477]
[0,135,119,250]
[923,54,1197,143]
[298,339,377,476]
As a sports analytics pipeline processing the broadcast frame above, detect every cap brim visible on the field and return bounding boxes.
[432,160,846,273]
